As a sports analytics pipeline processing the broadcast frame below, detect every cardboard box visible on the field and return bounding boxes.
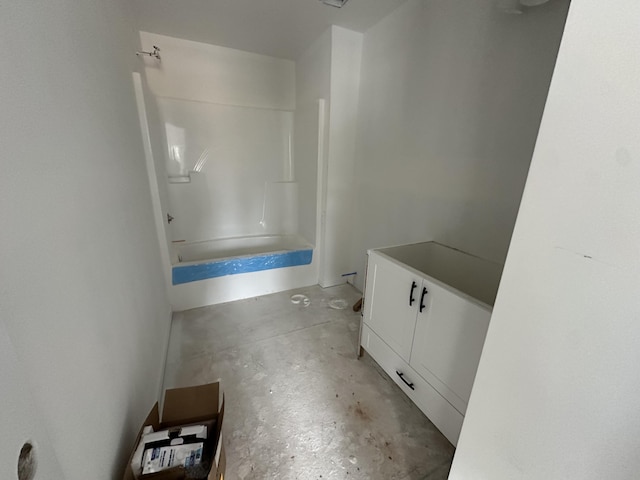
[123,383,225,480]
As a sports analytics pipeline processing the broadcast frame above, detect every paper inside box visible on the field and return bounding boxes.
[142,443,204,474]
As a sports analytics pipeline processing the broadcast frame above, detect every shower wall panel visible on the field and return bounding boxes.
[159,97,295,243]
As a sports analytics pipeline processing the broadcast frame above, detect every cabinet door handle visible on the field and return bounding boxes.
[409,281,417,306]
[420,287,428,312]
[396,370,415,390]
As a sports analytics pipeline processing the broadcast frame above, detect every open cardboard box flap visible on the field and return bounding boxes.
[123,382,225,480]
[162,383,220,427]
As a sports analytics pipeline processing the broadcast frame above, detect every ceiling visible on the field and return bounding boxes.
[135,0,408,60]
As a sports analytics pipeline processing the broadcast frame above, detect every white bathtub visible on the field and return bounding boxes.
[174,234,313,264]
[169,233,318,310]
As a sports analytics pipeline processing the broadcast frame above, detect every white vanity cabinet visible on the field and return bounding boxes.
[361,241,503,445]
[362,252,422,363]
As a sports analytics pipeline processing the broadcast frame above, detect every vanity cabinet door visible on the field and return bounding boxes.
[363,252,421,363]
[409,280,491,414]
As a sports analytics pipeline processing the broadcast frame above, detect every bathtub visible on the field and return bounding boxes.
[170,234,318,310]
[174,234,313,264]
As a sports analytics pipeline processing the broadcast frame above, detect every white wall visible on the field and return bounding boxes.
[294,26,363,288]
[294,28,332,285]
[349,0,569,291]
[295,28,332,248]
[140,31,295,109]
[450,1,640,478]
[0,1,171,479]
[322,26,363,287]
[0,320,64,479]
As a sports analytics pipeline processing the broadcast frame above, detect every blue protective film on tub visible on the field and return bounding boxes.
[172,249,313,285]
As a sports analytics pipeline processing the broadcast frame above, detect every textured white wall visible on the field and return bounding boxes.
[349,0,569,290]
[0,1,171,479]
[140,31,295,110]
[450,1,640,478]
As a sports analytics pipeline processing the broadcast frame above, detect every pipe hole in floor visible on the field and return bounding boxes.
[18,441,36,480]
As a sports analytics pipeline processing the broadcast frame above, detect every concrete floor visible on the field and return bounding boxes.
[163,284,455,480]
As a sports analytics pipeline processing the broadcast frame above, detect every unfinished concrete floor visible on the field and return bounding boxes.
[163,284,455,479]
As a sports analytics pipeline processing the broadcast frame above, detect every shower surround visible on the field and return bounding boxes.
[138,32,320,309]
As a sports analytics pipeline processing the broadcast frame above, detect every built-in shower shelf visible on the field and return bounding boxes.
[168,175,191,184]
